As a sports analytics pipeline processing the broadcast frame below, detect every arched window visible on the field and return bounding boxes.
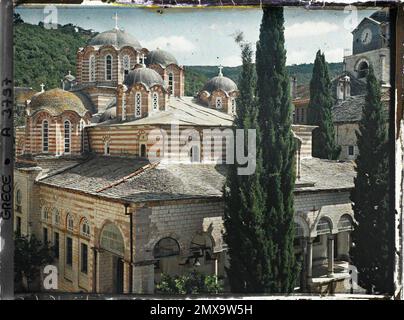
[89,55,96,82]
[215,97,223,109]
[66,213,74,232]
[16,189,22,212]
[338,215,354,232]
[122,55,130,76]
[190,145,200,163]
[357,60,369,79]
[81,218,90,238]
[135,92,142,118]
[152,92,159,111]
[104,141,110,155]
[168,72,174,95]
[100,223,125,256]
[105,54,112,81]
[316,217,332,235]
[52,208,60,226]
[64,120,71,153]
[42,120,49,152]
[231,98,236,115]
[42,207,50,222]
[153,237,180,258]
[121,93,126,121]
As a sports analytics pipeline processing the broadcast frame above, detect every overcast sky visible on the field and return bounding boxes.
[16,6,378,66]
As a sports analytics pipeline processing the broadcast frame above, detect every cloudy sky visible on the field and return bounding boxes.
[16,6,377,66]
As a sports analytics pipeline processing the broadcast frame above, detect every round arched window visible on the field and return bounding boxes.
[100,223,125,256]
[357,60,369,79]
[81,218,91,238]
[53,208,60,226]
[153,237,180,258]
[316,217,332,235]
[66,213,74,232]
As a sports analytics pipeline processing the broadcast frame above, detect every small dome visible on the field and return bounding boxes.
[64,71,75,82]
[88,28,142,49]
[147,49,178,68]
[202,75,238,94]
[29,89,88,117]
[124,67,165,89]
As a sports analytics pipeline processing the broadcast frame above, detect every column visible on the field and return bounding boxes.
[301,238,308,292]
[328,235,335,277]
[306,238,313,284]
[123,259,131,294]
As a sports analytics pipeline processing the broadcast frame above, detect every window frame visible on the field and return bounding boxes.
[64,120,71,154]
[89,55,96,82]
[135,92,142,118]
[80,242,88,274]
[42,119,49,153]
[105,54,113,81]
[215,97,223,110]
[66,236,73,266]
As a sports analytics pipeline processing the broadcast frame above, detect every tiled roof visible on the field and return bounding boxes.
[332,95,365,123]
[37,155,355,203]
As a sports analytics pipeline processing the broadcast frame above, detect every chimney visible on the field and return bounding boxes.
[337,75,350,101]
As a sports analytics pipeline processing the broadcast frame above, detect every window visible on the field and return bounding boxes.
[105,55,112,81]
[140,144,146,158]
[152,92,159,111]
[100,223,125,256]
[81,243,88,274]
[42,207,50,222]
[54,232,59,259]
[135,92,141,118]
[67,214,74,232]
[52,208,60,226]
[81,219,90,238]
[122,93,126,121]
[168,73,174,95]
[64,120,71,153]
[348,145,355,156]
[215,97,223,109]
[66,236,73,266]
[231,98,236,115]
[43,227,48,244]
[16,216,21,235]
[316,217,332,235]
[153,237,180,258]
[338,215,354,232]
[190,145,200,163]
[16,189,22,213]
[357,60,369,79]
[89,55,96,82]
[122,55,130,76]
[104,141,110,155]
[42,120,49,152]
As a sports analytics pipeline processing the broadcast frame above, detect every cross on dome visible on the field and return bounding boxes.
[141,53,147,67]
[113,12,119,30]
[218,65,223,77]
[40,83,45,92]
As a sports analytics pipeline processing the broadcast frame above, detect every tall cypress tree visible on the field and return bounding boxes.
[350,66,391,294]
[308,50,341,160]
[255,6,298,293]
[223,34,266,293]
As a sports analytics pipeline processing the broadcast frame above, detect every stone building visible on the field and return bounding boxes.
[14,22,357,294]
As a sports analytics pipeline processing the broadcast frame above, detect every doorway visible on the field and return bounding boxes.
[115,257,124,294]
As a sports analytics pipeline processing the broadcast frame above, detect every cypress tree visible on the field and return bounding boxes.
[350,66,391,294]
[223,33,266,293]
[308,50,341,160]
[255,6,298,293]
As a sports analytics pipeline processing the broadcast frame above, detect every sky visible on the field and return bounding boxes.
[16,5,378,67]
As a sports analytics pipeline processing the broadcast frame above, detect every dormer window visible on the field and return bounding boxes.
[215,97,223,110]
[152,92,159,111]
[135,92,142,118]
[105,55,112,81]
[89,55,96,82]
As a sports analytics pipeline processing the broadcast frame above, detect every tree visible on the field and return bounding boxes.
[14,233,55,292]
[255,6,298,293]
[223,32,265,293]
[156,271,223,294]
[350,66,391,294]
[307,50,341,159]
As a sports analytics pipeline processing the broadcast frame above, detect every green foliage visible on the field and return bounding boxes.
[254,6,298,293]
[14,21,92,91]
[307,50,341,159]
[14,233,55,292]
[156,271,223,295]
[350,66,391,294]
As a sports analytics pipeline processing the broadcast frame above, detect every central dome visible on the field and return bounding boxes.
[203,75,238,93]
[147,49,178,68]
[124,67,165,89]
[88,28,142,49]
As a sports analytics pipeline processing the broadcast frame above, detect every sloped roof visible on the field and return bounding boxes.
[97,96,234,127]
[332,95,365,123]
[37,155,356,203]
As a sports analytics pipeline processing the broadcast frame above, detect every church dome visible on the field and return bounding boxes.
[147,49,178,68]
[202,74,238,94]
[124,67,165,89]
[29,89,88,117]
[88,28,142,49]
